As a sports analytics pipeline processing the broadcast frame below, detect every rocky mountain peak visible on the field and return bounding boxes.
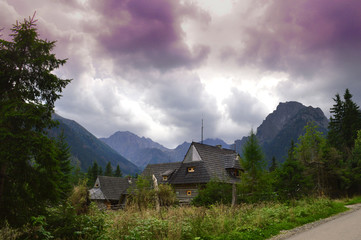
[256,101,306,143]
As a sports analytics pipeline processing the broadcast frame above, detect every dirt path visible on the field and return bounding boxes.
[269,204,361,240]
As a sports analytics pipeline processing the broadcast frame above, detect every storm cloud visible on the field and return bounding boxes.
[2,0,361,148]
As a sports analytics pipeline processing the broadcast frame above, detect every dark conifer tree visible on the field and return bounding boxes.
[269,156,278,172]
[275,140,312,199]
[114,165,122,177]
[56,132,72,199]
[0,15,71,225]
[98,166,103,176]
[328,89,361,155]
[89,162,99,186]
[104,162,113,176]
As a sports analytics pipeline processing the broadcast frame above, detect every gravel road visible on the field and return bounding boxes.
[269,203,361,240]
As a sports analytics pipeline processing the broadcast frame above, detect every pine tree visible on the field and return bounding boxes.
[239,129,266,197]
[269,156,278,172]
[104,162,113,176]
[296,123,327,196]
[98,166,103,176]
[114,165,122,177]
[242,129,265,181]
[0,15,71,225]
[276,140,312,199]
[89,162,99,186]
[56,132,72,199]
[328,89,361,154]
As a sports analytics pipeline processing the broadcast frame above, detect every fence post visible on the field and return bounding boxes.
[152,174,160,212]
[232,183,237,207]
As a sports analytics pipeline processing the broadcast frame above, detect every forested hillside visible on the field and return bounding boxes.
[48,114,140,175]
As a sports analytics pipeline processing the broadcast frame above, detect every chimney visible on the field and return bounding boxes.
[128,176,132,184]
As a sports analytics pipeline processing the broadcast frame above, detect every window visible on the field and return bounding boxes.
[187,190,192,196]
[162,176,168,181]
[187,167,195,172]
[95,183,99,188]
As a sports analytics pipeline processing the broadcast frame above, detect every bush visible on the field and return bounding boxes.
[127,176,156,211]
[68,179,90,214]
[192,179,232,206]
[158,184,178,207]
[18,203,108,239]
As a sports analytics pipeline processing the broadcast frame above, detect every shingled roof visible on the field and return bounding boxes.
[141,142,243,186]
[89,176,133,201]
[142,162,182,183]
[170,142,242,184]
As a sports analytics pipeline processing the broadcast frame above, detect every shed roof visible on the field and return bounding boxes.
[142,162,181,183]
[89,176,132,201]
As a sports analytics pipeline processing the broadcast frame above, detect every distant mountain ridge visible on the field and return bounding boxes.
[99,132,232,169]
[48,114,140,175]
[52,101,329,171]
[100,101,329,168]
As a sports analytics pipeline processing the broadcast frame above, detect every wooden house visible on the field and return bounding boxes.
[142,142,243,204]
[89,176,134,210]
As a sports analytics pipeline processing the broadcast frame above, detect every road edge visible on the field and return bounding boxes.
[268,203,361,240]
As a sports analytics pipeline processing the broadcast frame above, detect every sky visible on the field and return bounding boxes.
[2,0,361,149]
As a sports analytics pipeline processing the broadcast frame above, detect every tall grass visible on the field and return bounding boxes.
[0,198,347,239]
[105,198,347,240]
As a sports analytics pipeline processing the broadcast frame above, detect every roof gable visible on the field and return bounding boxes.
[183,145,202,163]
[171,142,242,184]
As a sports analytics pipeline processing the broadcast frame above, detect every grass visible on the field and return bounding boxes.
[343,195,361,205]
[104,198,348,240]
[0,197,353,239]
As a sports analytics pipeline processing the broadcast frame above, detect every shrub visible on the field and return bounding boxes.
[127,176,156,211]
[68,179,90,214]
[192,179,232,206]
[158,184,178,207]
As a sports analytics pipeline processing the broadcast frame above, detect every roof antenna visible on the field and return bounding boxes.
[201,118,204,144]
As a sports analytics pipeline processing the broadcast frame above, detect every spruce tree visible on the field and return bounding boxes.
[269,156,278,172]
[295,123,327,195]
[56,132,72,199]
[0,15,71,225]
[242,129,265,181]
[328,89,361,154]
[276,140,312,199]
[104,162,113,176]
[240,129,266,196]
[114,165,122,177]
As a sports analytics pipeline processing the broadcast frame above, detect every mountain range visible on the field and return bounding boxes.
[50,101,329,173]
[48,114,140,175]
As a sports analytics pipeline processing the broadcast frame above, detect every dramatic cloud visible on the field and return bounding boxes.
[233,0,361,111]
[2,0,361,148]
[90,0,210,72]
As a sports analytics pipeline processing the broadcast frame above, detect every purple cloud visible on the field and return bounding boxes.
[238,0,361,78]
[92,0,209,71]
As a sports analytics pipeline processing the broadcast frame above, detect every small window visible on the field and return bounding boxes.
[163,176,168,181]
[187,190,192,196]
[95,183,99,188]
[187,167,195,172]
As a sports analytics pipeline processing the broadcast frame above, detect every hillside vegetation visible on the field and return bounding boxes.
[0,197,351,239]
